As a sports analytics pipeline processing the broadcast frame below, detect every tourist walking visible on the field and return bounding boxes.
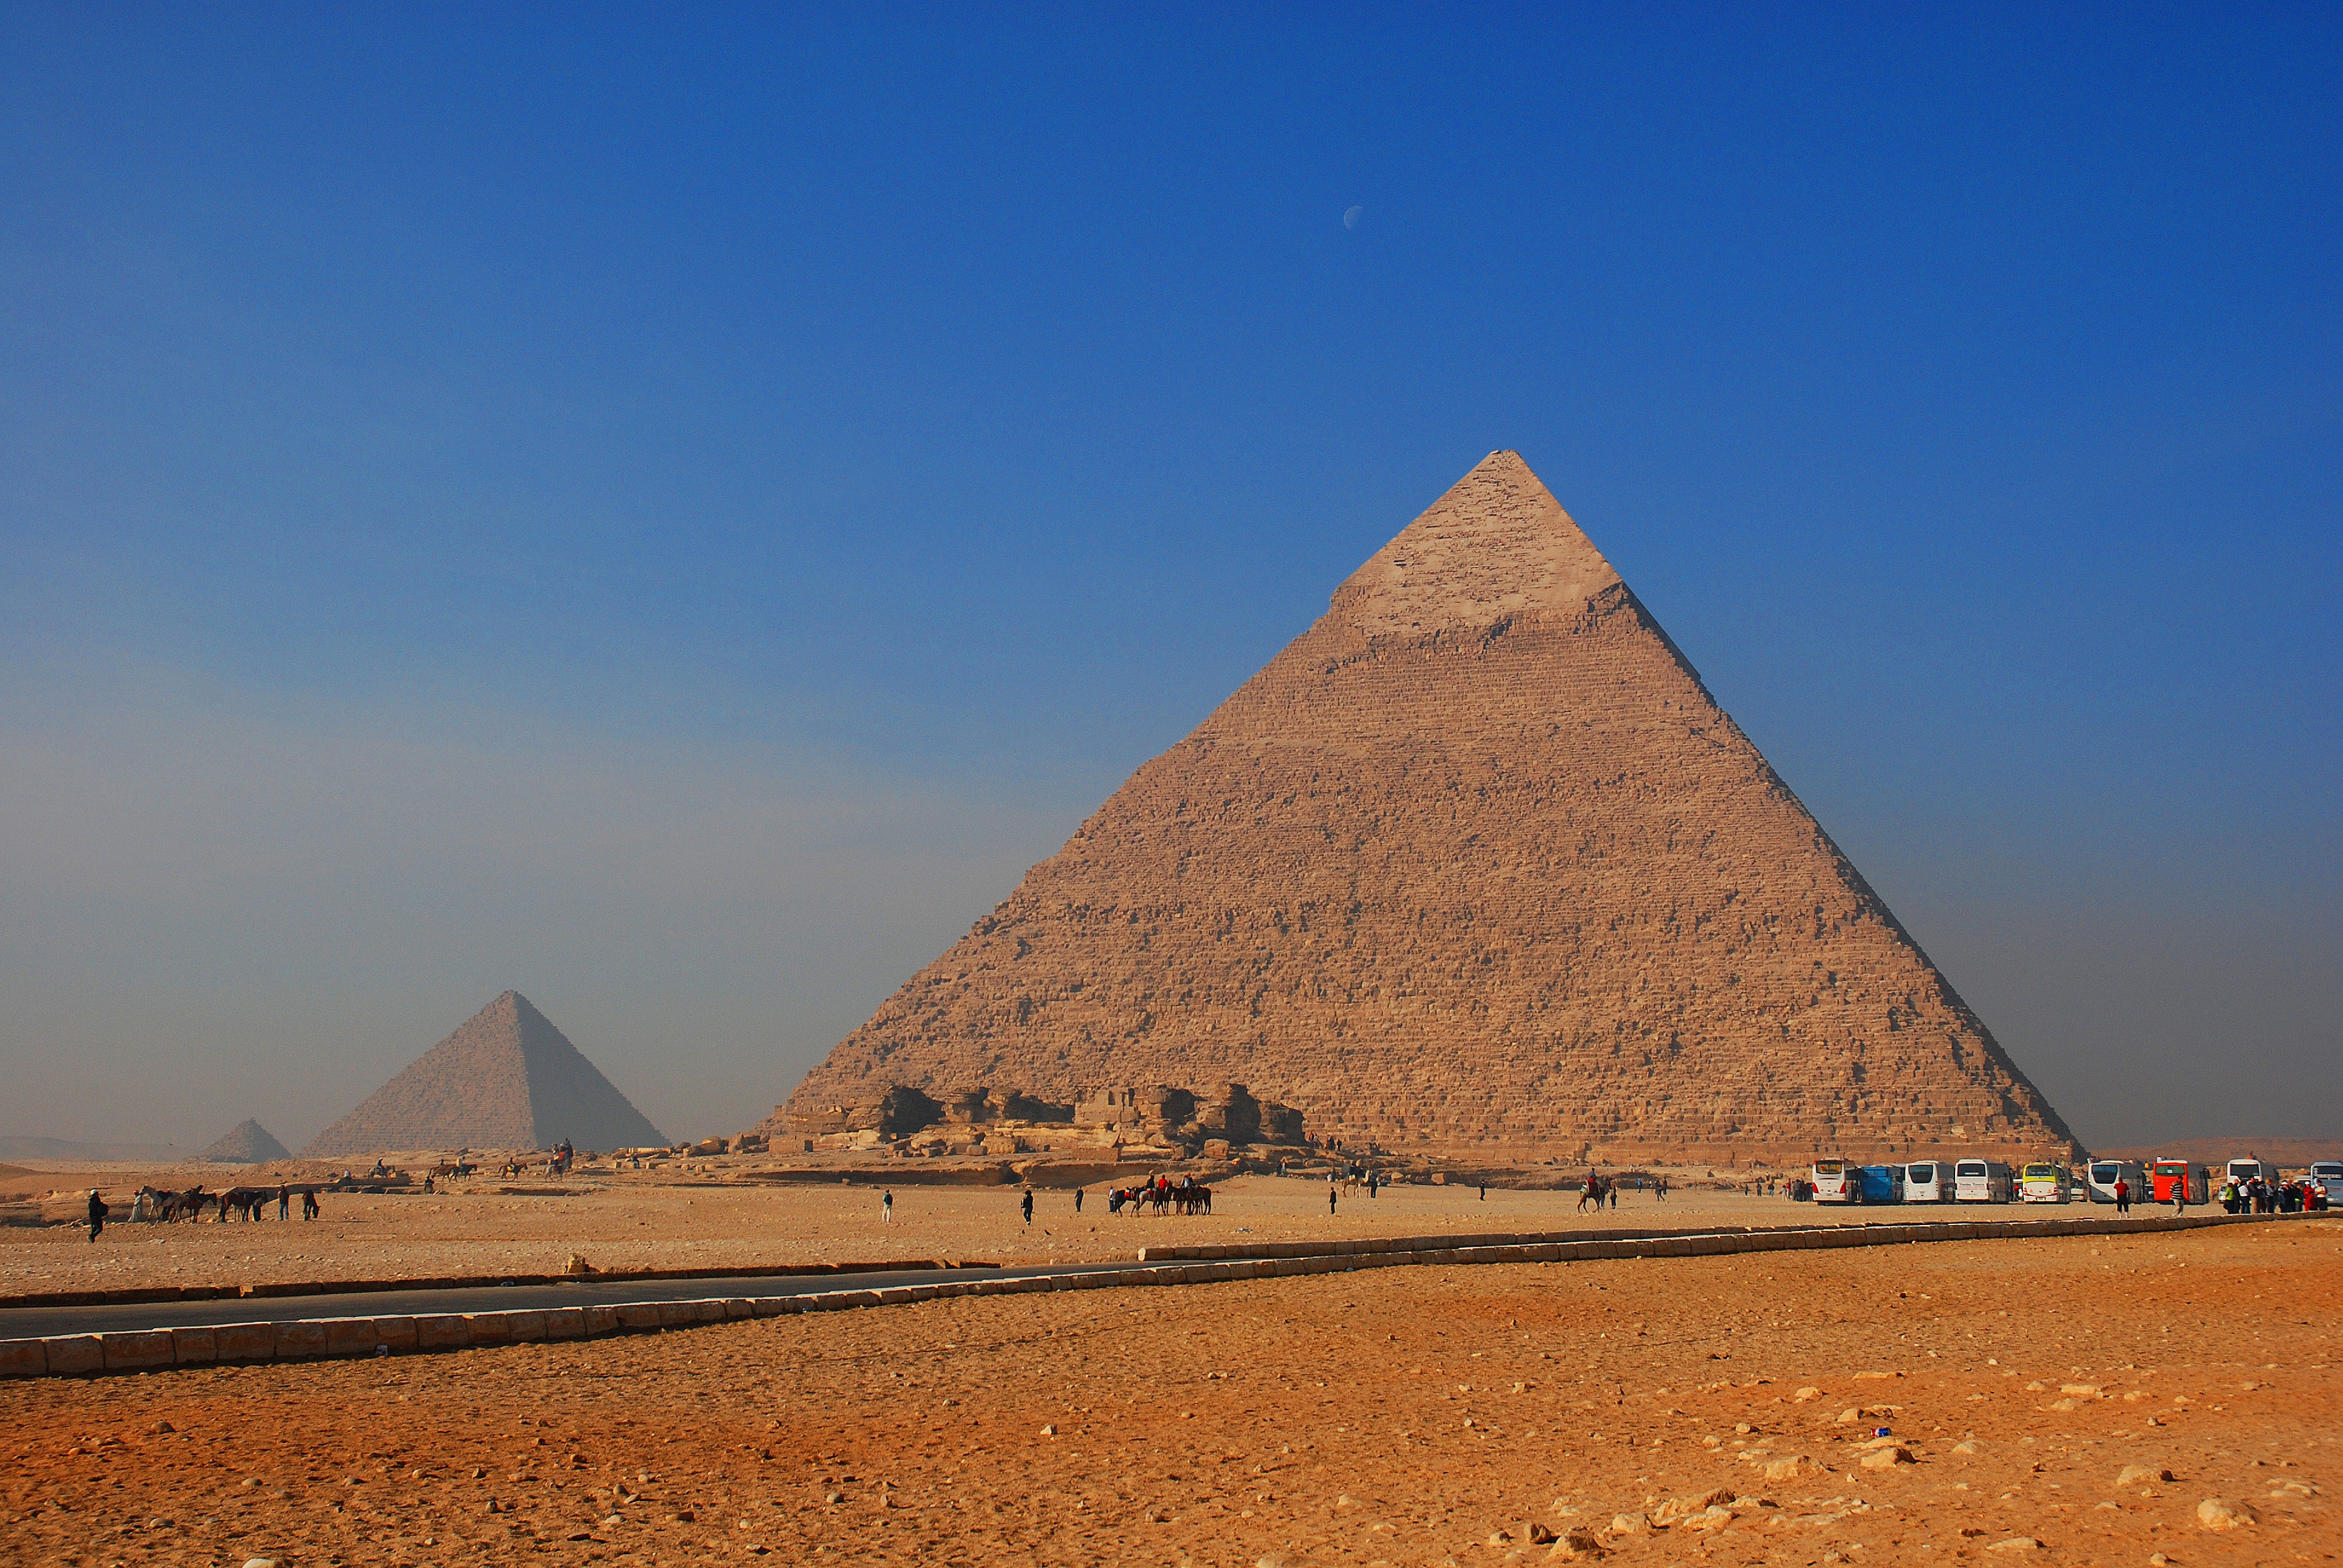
[1328,1182,1338,1217]
[1073,1188,1084,1214]
[277,1183,290,1221]
[2114,1177,2130,1215]
[85,1189,105,1243]
[882,1190,894,1223]
[1020,1188,1035,1227]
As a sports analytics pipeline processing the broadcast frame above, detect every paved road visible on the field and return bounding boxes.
[0,1263,1107,1340]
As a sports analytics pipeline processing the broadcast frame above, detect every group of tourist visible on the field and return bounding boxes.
[1105,1172,1208,1215]
[84,1181,326,1240]
[2222,1175,2329,1214]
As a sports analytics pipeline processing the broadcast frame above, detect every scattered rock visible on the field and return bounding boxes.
[1860,1445,1915,1469]
[1793,1387,1821,1401]
[1763,1455,1824,1482]
[1951,1441,1981,1455]
[1526,1523,1557,1544]
[1545,1526,1605,1560]
[1836,1408,1861,1423]
[2197,1498,2255,1531]
[2115,1465,2174,1488]
[1607,1512,1647,1534]
[243,1560,278,1568]
[1984,1537,2042,1552]
[1040,1425,1055,1437]
[2060,1383,2102,1397]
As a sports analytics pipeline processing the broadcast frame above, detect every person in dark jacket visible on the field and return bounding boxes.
[86,1189,106,1243]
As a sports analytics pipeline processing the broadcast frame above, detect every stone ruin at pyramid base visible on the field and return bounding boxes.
[755,1082,1311,1167]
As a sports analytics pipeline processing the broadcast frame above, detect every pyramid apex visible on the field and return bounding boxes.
[1330,451,1623,635]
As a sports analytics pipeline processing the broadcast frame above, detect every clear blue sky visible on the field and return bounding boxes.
[2,5,2335,1152]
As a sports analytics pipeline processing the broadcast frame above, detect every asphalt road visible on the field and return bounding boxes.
[0,1263,1107,1339]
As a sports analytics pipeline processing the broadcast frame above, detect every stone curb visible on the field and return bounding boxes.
[0,1210,2314,1381]
[0,1257,1001,1314]
[1136,1208,2284,1263]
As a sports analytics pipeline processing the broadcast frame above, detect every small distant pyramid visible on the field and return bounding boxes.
[203,1119,290,1163]
[303,991,666,1156]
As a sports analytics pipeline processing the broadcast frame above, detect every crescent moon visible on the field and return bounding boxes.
[1343,205,1363,229]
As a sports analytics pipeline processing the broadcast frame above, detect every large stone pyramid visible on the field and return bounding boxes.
[304,991,666,1156]
[773,452,2078,1165]
[203,1119,290,1163]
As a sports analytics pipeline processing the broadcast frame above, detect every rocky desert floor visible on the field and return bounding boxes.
[2,1209,2336,1567]
[10,1174,1903,1297]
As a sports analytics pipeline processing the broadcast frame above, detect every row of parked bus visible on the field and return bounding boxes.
[1807,1155,2343,1206]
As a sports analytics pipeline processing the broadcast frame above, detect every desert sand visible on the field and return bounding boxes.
[7,1170,2062,1299]
[1,1213,2335,1566]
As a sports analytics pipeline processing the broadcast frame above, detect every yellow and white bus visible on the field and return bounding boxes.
[2019,1161,2071,1203]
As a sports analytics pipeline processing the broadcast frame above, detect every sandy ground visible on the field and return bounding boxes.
[2,1215,2336,1566]
[0,1174,2108,1298]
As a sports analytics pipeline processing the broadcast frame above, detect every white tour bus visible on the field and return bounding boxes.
[2225,1156,2280,1189]
[1955,1158,2014,1202]
[1810,1158,1861,1204]
[2312,1160,2343,1202]
[2085,1158,2148,1204]
[1902,1160,1951,1202]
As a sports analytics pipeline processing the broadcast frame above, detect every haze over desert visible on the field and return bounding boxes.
[5,9,2338,1568]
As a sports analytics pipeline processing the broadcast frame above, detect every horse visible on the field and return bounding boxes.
[156,1186,216,1223]
[217,1186,272,1221]
[1175,1184,1213,1215]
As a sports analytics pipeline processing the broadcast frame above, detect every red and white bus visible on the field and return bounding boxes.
[2149,1159,2207,1205]
[1810,1158,1861,1204]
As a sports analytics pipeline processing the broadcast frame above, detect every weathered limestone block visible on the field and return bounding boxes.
[100,1330,175,1372]
[273,1322,330,1359]
[213,1322,275,1362]
[45,1336,102,1376]
[415,1315,470,1350]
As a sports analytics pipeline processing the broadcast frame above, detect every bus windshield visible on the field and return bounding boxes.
[2024,1163,2060,1179]
[1813,1160,1845,1174]
[1908,1163,1936,1182]
[1955,1160,1987,1176]
[2090,1163,2120,1183]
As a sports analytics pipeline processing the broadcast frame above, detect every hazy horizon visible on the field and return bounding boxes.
[3,8,2335,1154]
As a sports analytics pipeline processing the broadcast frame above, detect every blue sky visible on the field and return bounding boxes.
[2,5,2336,1151]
